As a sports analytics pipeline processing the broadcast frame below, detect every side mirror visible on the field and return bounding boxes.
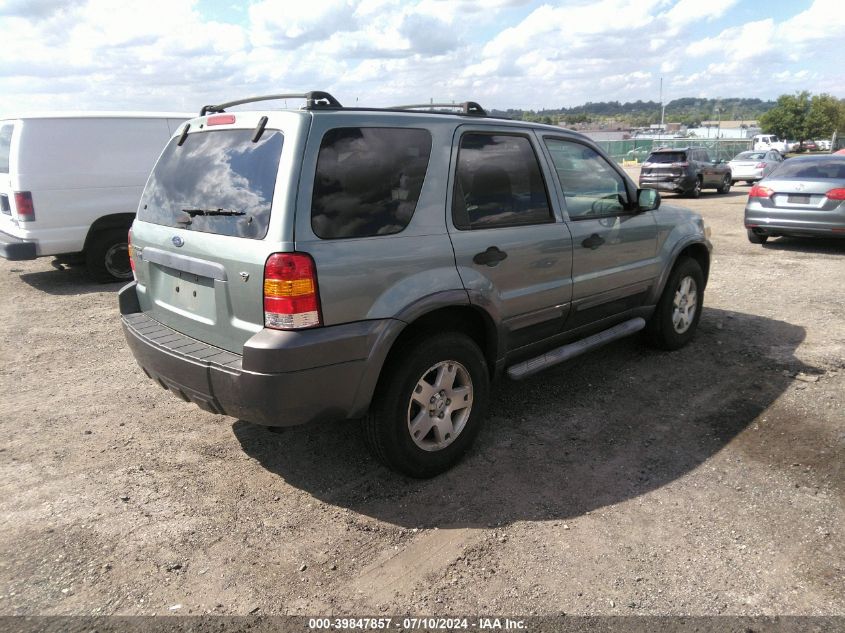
[637,188,661,212]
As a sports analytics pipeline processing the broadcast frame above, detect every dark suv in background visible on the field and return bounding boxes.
[639,147,733,198]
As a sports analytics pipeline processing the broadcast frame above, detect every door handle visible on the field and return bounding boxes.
[581,233,605,250]
[473,246,508,267]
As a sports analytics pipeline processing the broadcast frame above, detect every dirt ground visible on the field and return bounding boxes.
[1,175,843,617]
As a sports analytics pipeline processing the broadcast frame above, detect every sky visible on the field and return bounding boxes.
[0,0,842,114]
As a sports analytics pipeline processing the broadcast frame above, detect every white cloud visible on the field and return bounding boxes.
[0,0,842,113]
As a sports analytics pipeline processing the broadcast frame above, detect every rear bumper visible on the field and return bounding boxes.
[638,175,694,193]
[744,201,845,237]
[0,229,37,260]
[119,282,397,427]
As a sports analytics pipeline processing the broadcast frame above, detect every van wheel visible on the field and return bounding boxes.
[362,333,490,478]
[86,229,132,282]
[645,257,704,351]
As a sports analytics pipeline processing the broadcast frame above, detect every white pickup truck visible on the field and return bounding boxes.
[751,134,789,155]
[0,112,189,281]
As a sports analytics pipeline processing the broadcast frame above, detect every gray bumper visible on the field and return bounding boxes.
[119,282,398,427]
[0,229,37,261]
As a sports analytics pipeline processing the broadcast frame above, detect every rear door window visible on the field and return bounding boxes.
[0,124,13,173]
[311,127,432,239]
[452,133,552,230]
[138,129,283,239]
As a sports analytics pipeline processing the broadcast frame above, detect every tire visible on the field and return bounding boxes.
[717,175,731,194]
[85,228,132,282]
[687,177,702,198]
[745,180,754,185]
[362,332,490,478]
[645,257,704,351]
[747,229,768,244]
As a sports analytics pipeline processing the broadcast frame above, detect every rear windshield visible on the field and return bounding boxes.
[645,151,686,164]
[734,152,766,160]
[770,158,845,180]
[0,124,13,173]
[138,129,283,239]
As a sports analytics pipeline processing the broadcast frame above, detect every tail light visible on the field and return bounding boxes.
[14,191,35,221]
[755,162,767,169]
[749,184,773,198]
[263,253,321,330]
[825,188,845,200]
[128,230,136,278]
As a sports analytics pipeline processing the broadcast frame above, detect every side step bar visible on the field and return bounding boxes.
[507,317,646,381]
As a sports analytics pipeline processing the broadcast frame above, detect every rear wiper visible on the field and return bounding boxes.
[181,207,246,217]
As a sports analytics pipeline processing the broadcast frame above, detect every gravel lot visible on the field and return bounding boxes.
[1,176,843,617]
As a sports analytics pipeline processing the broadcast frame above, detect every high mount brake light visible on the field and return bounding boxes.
[749,184,773,198]
[207,114,236,126]
[14,191,35,221]
[263,253,321,330]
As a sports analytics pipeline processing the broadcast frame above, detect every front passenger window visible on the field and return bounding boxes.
[544,139,629,219]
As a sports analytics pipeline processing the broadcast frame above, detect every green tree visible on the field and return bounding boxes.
[805,94,845,140]
[760,91,811,142]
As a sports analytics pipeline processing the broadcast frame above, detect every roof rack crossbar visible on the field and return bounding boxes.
[390,101,487,116]
[199,91,342,116]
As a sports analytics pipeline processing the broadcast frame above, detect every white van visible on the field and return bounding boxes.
[0,112,189,281]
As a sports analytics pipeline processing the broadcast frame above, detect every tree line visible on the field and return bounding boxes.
[759,92,845,146]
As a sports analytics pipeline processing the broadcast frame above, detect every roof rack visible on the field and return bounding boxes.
[200,91,342,116]
[390,102,487,116]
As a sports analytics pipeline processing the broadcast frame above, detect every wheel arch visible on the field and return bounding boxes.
[83,213,135,253]
[349,296,501,418]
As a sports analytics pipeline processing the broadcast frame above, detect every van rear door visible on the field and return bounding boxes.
[131,113,308,354]
[0,121,18,234]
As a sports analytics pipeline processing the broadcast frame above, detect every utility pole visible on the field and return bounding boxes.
[659,77,665,139]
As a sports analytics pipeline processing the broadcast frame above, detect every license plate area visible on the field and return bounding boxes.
[151,264,217,324]
[787,194,810,204]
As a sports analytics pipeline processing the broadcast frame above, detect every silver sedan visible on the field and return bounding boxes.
[728,150,783,185]
[744,155,845,244]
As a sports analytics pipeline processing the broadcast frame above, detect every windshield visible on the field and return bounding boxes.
[138,129,283,239]
[645,152,686,164]
[734,152,766,160]
[770,157,845,179]
[0,124,13,173]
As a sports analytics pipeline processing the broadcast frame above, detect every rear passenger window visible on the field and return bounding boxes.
[0,124,12,173]
[311,127,432,239]
[452,133,552,230]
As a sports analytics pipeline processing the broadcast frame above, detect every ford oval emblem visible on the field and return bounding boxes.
[171,236,184,247]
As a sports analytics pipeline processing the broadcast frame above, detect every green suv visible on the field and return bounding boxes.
[120,92,712,477]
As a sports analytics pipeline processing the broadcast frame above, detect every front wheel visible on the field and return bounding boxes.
[645,257,704,351]
[362,332,490,478]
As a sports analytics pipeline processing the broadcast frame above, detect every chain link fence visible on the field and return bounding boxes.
[596,138,754,164]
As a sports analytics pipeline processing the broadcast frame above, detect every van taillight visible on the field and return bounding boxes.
[14,191,34,221]
[749,184,773,198]
[263,253,321,330]
[128,230,136,277]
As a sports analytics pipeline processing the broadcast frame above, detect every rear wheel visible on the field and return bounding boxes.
[717,175,731,194]
[362,332,490,478]
[86,229,132,282]
[747,229,768,244]
[687,177,702,198]
[645,257,704,351]
[745,180,754,185]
